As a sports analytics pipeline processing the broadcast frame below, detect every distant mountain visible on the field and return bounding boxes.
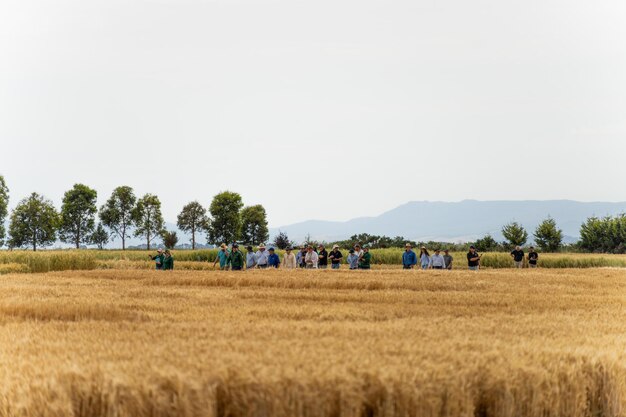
[269,200,626,244]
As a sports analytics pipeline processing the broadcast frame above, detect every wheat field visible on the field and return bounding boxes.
[0,268,624,417]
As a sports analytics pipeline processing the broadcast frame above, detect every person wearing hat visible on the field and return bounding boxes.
[328,245,343,269]
[255,243,269,268]
[246,245,257,269]
[213,243,231,270]
[347,249,359,270]
[305,245,319,268]
[268,248,281,268]
[402,243,417,269]
[358,246,372,269]
[443,249,454,270]
[149,248,164,270]
[419,247,430,270]
[317,244,329,269]
[229,244,245,271]
[429,248,446,269]
[283,247,297,269]
[467,246,481,270]
[162,249,174,270]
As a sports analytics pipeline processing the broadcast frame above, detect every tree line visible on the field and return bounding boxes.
[1,175,625,253]
[0,176,268,251]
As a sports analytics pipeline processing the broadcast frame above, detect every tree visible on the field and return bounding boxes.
[8,193,59,251]
[534,217,563,252]
[132,194,165,250]
[0,175,8,248]
[207,191,244,245]
[99,186,136,250]
[579,215,626,253]
[473,234,499,252]
[501,221,528,247]
[177,201,209,250]
[162,230,179,249]
[90,222,110,249]
[273,231,294,249]
[240,205,269,245]
[58,184,98,249]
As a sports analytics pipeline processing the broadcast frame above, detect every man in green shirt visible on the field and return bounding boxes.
[162,250,174,270]
[228,244,245,271]
[358,246,372,270]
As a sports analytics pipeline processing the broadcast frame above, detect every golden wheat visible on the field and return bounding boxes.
[0,268,624,417]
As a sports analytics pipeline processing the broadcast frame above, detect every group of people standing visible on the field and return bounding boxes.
[212,243,373,270]
[148,248,174,270]
[151,243,541,271]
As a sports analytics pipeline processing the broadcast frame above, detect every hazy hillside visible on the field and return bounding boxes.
[269,200,626,243]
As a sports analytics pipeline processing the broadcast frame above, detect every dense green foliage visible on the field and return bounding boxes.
[162,230,179,249]
[207,191,244,245]
[59,184,98,249]
[240,205,269,245]
[177,201,208,250]
[0,176,9,248]
[579,215,626,253]
[90,223,110,249]
[534,217,563,252]
[132,194,165,250]
[273,231,294,249]
[99,186,137,250]
[8,193,60,251]
[502,221,528,246]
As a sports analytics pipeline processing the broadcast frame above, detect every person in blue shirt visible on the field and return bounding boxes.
[212,243,231,270]
[346,249,359,270]
[402,243,417,269]
[268,248,281,268]
[419,247,430,270]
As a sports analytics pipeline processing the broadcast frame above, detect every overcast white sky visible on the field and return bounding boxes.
[1,0,625,227]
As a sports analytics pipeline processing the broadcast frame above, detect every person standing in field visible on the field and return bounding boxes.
[150,248,164,270]
[328,245,343,269]
[229,244,245,271]
[429,249,446,269]
[255,243,269,268]
[528,247,539,268]
[246,245,257,269]
[358,246,372,270]
[268,248,281,268]
[510,246,524,268]
[213,243,231,270]
[402,243,417,269]
[305,245,319,269]
[443,249,453,270]
[467,246,481,270]
[419,247,430,270]
[297,246,307,268]
[162,249,174,270]
[354,244,364,258]
[347,249,359,270]
[317,244,328,269]
[283,247,297,269]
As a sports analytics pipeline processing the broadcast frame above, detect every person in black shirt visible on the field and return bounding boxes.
[528,247,539,268]
[467,246,481,270]
[317,244,328,269]
[510,246,524,268]
[328,245,343,269]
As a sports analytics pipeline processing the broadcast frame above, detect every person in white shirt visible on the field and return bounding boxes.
[283,247,297,269]
[305,245,319,269]
[246,245,257,269]
[429,249,447,269]
[255,243,269,268]
[354,244,364,261]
